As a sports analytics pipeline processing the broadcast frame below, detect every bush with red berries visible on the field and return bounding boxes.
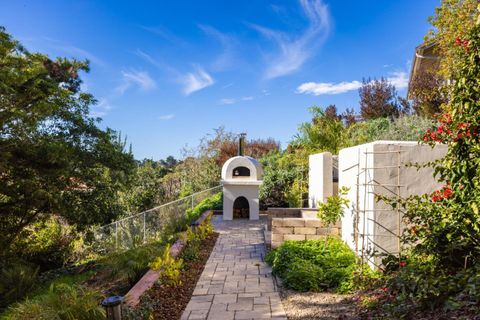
[359,18,480,319]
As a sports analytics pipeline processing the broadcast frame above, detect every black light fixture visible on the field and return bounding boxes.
[102,295,123,320]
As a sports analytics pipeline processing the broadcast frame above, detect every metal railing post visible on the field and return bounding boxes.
[143,212,146,244]
[115,221,118,249]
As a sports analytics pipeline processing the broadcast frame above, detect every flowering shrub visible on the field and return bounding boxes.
[411,21,480,270]
[365,10,480,318]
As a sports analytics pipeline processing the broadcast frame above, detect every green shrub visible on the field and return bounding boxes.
[3,283,105,320]
[0,261,39,309]
[102,240,168,287]
[11,217,78,270]
[185,192,222,221]
[348,115,432,146]
[181,215,214,262]
[149,244,183,286]
[266,239,356,292]
[317,187,350,227]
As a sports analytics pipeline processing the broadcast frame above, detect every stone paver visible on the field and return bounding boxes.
[181,215,287,320]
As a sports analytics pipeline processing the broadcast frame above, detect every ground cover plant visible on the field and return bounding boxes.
[266,239,357,293]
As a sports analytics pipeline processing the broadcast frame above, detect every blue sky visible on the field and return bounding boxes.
[0,0,439,160]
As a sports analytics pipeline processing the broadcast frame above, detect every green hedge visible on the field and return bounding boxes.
[185,192,222,221]
[266,239,356,293]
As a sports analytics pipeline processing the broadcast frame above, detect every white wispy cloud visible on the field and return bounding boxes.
[296,80,362,95]
[159,114,175,120]
[297,71,410,96]
[218,96,255,105]
[31,37,106,67]
[116,70,156,95]
[250,0,331,79]
[140,25,188,47]
[387,71,408,89]
[219,98,236,105]
[198,24,239,72]
[181,66,214,95]
[90,98,113,117]
[134,49,164,69]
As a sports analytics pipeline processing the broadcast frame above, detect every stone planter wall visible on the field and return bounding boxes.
[266,208,318,231]
[124,210,213,307]
[271,217,341,248]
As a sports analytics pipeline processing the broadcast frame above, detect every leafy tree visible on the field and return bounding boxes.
[359,78,406,120]
[409,70,447,117]
[259,151,298,208]
[0,27,135,254]
[324,104,342,121]
[426,0,478,79]
[122,158,177,213]
[341,107,358,126]
[294,106,348,154]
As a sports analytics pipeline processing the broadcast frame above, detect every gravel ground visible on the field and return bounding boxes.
[278,287,356,320]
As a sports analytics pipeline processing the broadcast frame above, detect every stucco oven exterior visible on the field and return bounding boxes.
[221,156,264,220]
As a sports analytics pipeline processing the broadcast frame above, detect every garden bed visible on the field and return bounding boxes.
[132,232,219,320]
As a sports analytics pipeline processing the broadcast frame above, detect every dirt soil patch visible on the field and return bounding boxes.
[279,287,356,320]
[147,232,219,320]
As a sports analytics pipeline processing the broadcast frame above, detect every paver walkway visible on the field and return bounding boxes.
[181,215,287,320]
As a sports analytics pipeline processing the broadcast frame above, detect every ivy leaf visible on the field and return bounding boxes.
[471,202,479,215]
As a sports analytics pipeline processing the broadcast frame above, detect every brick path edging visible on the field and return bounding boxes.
[124,210,213,307]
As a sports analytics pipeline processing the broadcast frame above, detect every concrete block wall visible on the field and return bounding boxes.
[271,218,341,248]
[266,208,318,230]
[339,141,447,268]
[308,152,334,208]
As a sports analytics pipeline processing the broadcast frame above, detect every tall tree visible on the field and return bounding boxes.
[294,106,348,154]
[0,27,135,253]
[359,77,404,120]
[409,70,447,117]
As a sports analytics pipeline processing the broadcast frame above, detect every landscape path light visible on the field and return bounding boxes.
[102,295,123,320]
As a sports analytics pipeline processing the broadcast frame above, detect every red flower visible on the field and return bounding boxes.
[437,124,445,134]
[457,123,470,129]
[443,187,453,199]
[432,190,443,202]
[456,37,462,46]
[443,113,453,124]
[399,261,407,268]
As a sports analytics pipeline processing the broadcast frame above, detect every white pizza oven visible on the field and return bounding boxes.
[221,135,263,220]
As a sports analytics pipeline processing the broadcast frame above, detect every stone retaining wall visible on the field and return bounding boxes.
[124,210,213,307]
[266,208,318,231]
[271,217,341,248]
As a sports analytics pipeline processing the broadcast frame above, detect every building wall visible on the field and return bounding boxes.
[339,141,447,267]
[308,152,333,208]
